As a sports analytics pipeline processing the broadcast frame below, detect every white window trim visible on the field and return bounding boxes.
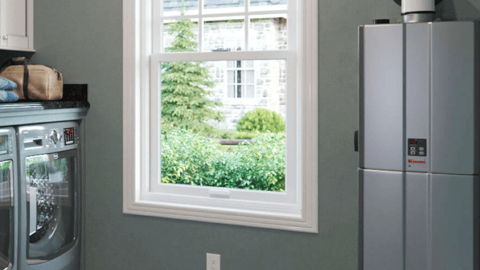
[123,0,318,233]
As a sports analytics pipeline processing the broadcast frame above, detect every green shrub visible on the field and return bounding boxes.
[236,108,285,133]
[161,129,285,191]
[161,129,219,185]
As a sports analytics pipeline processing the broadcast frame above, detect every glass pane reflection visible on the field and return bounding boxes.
[26,153,76,260]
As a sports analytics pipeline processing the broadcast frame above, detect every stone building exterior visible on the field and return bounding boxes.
[163,0,288,130]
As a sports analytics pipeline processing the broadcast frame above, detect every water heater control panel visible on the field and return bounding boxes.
[408,138,427,156]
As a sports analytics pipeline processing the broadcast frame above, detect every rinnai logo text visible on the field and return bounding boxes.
[408,159,426,164]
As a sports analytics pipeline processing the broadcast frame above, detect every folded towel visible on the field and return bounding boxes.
[0,76,16,90]
[0,90,19,102]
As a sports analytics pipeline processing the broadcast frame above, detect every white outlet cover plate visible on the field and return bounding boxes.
[207,253,221,270]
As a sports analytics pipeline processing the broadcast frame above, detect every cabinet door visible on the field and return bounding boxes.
[0,0,34,51]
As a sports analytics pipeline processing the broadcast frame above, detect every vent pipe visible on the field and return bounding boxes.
[393,0,443,23]
[402,0,435,15]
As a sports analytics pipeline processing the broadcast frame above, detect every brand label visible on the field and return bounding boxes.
[408,159,425,164]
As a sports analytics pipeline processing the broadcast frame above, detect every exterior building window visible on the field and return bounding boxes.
[123,0,318,233]
[227,60,254,98]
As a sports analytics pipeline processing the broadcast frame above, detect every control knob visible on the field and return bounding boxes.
[49,130,62,145]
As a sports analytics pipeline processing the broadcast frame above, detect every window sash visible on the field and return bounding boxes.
[153,0,295,54]
[149,51,298,212]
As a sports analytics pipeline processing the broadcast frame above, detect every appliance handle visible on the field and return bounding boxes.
[354,130,359,152]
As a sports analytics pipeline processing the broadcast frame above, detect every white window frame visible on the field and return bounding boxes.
[123,0,318,233]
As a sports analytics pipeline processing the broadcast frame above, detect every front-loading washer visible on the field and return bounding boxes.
[17,122,81,270]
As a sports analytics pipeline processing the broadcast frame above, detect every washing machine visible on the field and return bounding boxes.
[0,128,17,270]
[17,122,81,270]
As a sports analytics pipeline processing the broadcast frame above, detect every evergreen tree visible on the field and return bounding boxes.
[161,4,223,133]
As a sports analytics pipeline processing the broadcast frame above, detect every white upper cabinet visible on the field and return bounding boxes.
[0,0,34,51]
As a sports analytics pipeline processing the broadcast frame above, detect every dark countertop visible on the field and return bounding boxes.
[0,85,89,126]
[0,101,90,113]
[0,84,90,112]
[0,101,89,126]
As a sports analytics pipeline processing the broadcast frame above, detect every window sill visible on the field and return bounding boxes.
[124,190,317,233]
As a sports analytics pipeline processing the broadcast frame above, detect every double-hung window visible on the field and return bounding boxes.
[123,0,318,232]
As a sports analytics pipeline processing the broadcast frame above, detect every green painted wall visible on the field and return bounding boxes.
[29,0,480,269]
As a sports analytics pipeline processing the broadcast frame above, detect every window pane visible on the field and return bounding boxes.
[246,70,254,84]
[160,60,286,192]
[204,18,245,52]
[227,85,235,98]
[227,71,235,83]
[163,0,199,17]
[237,70,242,84]
[249,16,287,51]
[163,19,199,52]
[204,0,245,14]
[246,85,255,98]
[249,0,287,11]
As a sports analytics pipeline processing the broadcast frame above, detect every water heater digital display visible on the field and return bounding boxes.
[408,138,426,156]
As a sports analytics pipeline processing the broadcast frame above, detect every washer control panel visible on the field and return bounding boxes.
[64,127,75,145]
[49,129,62,145]
[46,127,77,148]
[408,138,426,156]
[21,122,79,151]
[0,133,13,155]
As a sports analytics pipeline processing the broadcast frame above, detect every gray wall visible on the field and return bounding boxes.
[27,0,480,269]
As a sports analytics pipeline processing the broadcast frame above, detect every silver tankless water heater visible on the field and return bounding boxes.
[358,20,480,270]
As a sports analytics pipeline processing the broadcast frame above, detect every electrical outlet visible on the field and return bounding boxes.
[206,253,220,270]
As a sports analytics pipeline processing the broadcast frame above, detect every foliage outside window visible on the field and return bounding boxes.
[161,13,223,134]
[160,5,285,191]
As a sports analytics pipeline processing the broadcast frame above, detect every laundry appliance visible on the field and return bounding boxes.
[357,0,480,269]
[0,128,17,270]
[17,122,81,270]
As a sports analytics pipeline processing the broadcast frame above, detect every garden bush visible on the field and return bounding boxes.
[236,108,285,133]
[161,129,285,191]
